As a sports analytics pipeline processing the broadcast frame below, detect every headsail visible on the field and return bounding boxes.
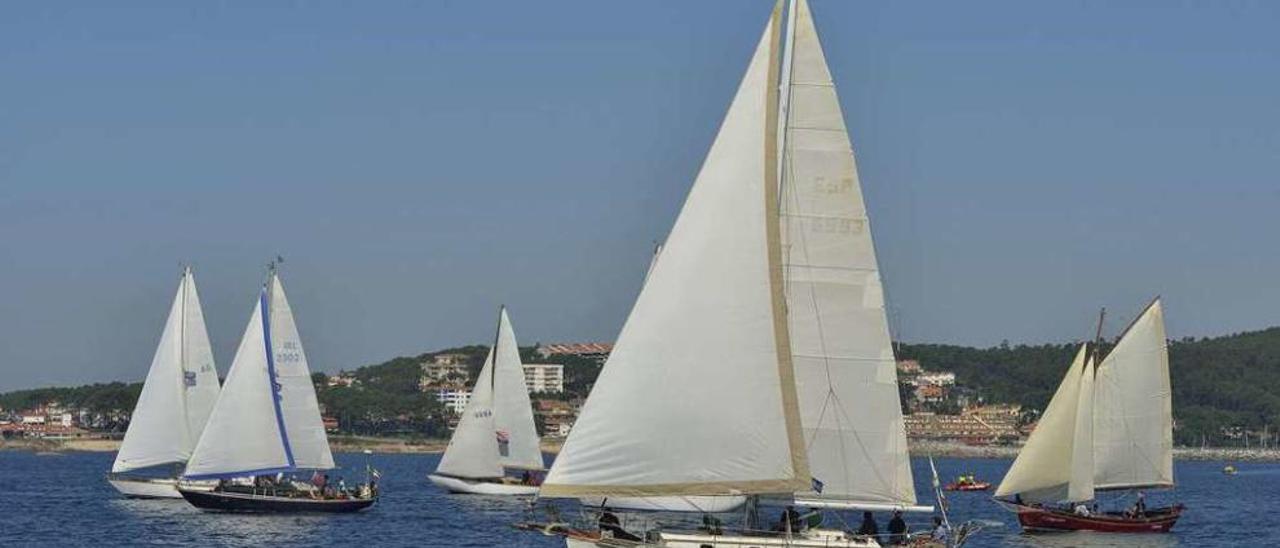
[1093,299,1174,491]
[779,0,917,509]
[540,1,810,498]
[437,346,503,479]
[996,345,1094,503]
[113,267,220,473]
[183,272,334,479]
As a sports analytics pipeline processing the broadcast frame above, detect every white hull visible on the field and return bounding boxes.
[581,496,746,513]
[566,528,881,547]
[427,474,539,496]
[109,477,216,499]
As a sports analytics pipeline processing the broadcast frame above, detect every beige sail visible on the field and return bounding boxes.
[540,2,810,498]
[779,0,916,509]
[1093,299,1174,490]
[996,344,1093,503]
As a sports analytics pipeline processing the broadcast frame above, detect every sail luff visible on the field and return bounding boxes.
[779,0,915,506]
[1068,357,1096,502]
[541,1,808,498]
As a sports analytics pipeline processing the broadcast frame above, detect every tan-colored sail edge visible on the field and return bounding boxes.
[539,478,803,499]
[764,0,812,494]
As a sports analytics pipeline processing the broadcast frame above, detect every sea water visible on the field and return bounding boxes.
[0,451,1269,547]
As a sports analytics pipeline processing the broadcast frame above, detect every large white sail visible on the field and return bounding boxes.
[779,0,916,509]
[113,268,220,474]
[541,2,810,498]
[491,308,543,471]
[996,345,1094,503]
[1093,299,1174,491]
[183,273,334,479]
[437,347,503,479]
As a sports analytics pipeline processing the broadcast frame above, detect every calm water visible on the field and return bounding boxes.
[0,451,1270,547]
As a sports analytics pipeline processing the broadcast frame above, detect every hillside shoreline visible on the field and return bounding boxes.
[4,437,1278,463]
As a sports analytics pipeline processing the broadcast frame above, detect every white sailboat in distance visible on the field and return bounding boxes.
[108,266,221,499]
[178,266,377,513]
[428,306,545,495]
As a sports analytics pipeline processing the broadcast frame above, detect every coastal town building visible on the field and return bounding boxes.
[904,404,1022,445]
[535,342,613,365]
[522,363,564,394]
[896,360,922,374]
[917,372,956,387]
[326,371,358,388]
[434,387,472,415]
[419,354,472,392]
[533,399,578,438]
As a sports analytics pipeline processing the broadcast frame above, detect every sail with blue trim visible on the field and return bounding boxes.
[184,272,334,480]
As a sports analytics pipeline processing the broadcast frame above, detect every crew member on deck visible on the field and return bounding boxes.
[857,511,880,539]
[599,508,640,542]
[887,510,908,545]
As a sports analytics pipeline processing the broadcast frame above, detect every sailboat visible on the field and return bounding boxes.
[177,267,377,513]
[996,299,1183,533]
[108,266,221,499]
[428,306,545,495]
[521,1,946,546]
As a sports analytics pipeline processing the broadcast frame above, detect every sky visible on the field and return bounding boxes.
[2,1,1279,391]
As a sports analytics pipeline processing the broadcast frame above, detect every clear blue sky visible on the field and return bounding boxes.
[2,1,1278,391]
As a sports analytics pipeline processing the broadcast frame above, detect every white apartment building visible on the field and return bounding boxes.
[523,363,564,394]
[918,372,956,386]
[434,388,472,415]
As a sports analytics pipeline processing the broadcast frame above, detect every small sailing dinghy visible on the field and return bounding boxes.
[428,306,545,495]
[996,300,1183,533]
[178,267,377,513]
[108,266,221,499]
[520,1,965,546]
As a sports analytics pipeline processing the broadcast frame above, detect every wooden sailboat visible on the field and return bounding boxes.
[108,266,221,499]
[522,1,952,546]
[996,299,1183,532]
[428,306,545,495]
[177,267,377,513]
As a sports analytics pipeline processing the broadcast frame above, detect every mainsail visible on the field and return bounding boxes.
[1093,299,1174,491]
[778,0,918,510]
[995,345,1095,503]
[183,272,335,479]
[112,267,221,474]
[437,307,543,478]
[540,1,810,498]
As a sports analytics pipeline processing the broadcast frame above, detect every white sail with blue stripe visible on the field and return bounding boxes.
[183,272,334,480]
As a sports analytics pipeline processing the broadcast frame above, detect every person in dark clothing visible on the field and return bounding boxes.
[599,508,641,542]
[774,506,803,534]
[886,510,908,545]
[856,511,880,539]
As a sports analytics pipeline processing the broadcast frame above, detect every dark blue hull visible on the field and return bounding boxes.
[179,488,376,513]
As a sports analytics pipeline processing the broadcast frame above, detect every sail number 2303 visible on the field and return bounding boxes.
[275,341,303,364]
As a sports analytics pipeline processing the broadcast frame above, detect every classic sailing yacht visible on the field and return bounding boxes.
[108,266,221,499]
[524,1,941,546]
[428,306,545,495]
[996,299,1182,532]
[178,268,377,512]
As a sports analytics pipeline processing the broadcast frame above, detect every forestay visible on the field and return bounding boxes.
[113,268,221,474]
[540,2,810,498]
[779,0,916,509]
[183,273,334,479]
[995,345,1095,503]
[1093,300,1174,491]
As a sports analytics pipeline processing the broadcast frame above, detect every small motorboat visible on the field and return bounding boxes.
[1223,465,1238,475]
[944,475,991,492]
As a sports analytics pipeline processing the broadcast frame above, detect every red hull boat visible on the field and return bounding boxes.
[944,482,991,492]
[1013,504,1183,533]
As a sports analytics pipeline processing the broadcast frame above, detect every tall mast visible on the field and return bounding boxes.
[490,306,505,392]
[1091,307,1106,367]
[775,0,798,209]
